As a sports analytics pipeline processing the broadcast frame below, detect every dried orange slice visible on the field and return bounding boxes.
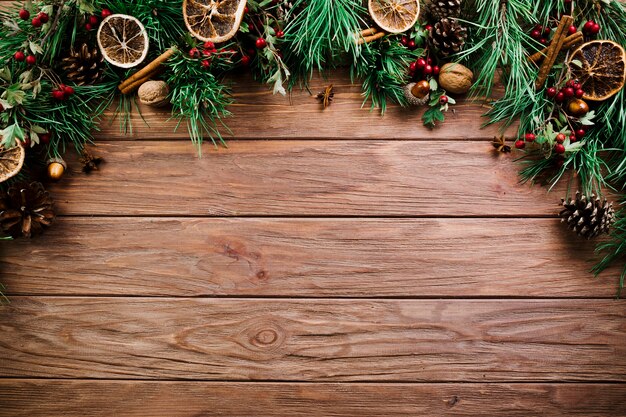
[368,0,420,34]
[567,40,626,102]
[97,14,149,68]
[183,0,247,43]
[0,144,25,183]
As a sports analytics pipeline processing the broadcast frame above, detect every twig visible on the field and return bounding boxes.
[40,1,65,47]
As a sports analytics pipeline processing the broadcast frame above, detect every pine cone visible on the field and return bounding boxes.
[426,0,462,19]
[276,0,295,20]
[0,182,55,238]
[559,192,615,239]
[429,18,467,57]
[60,43,105,86]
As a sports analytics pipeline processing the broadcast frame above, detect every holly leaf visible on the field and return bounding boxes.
[422,106,445,128]
[0,122,25,148]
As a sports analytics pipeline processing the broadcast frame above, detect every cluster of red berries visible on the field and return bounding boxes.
[515,126,589,154]
[51,84,75,101]
[408,57,439,79]
[189,41,219,69]
[19,8,49,27]
[400,36,418,50]
[546,79,585,103]
[529,24,553,46]
[13,51,36,65]
[85,9,112,31]
[582,20,601,36]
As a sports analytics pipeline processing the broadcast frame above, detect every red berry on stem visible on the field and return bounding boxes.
[555,143,566,154]
[400,36,408,46]
[426,57,433,65]
[31,17,42,27]
[19,9,30,20]
[530,29,541,39]
[546,87,557,98]
[567,25,577,35]
[555,92,565,103]
[425,24,432,31]
[525,133,536,142]
[201,59,211,69]
[39,133,51,144]
[276,30,284,38]
[540,38,549,45]
[515,140,526,149]
[407,39,416,50]
[423,64,433,75]
[570,134,577,142]
[52,90,65,101]
[21,136,31,148]
[591,23,600,34]
[240,55,251,66]
[38,12,49,23]
[439,95,448,105]
[583,20,594,33]
[203,41,215,50]
[563,87,575,98]
[25,55,36,65]
[202,49,212,57]
[85,23,93,30]
[63,85,75,96]
[89,15,98,25]
[433,65,440,76]
[416,58,426,69]
[556,133,566,144]
[14,51,25,61]
[255,38,267,49]
[189,48,199,58]
[101,8,112,19]
[409,62,417,72]
[575,89,584,98]
[576,129,586,139]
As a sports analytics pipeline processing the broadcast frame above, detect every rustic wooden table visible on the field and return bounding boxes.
[1,72,625,416]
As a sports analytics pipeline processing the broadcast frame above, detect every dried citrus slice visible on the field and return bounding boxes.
[0,144,25,183]
[368,0,420,34]
[567,40,626,102]
[97,14,149,68]
[183,0,247,43]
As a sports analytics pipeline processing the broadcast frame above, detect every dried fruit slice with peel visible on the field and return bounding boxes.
[97,14,149,68]
[183,0,247,43]
[0,144,26,183]
[567,40,626,102]
[368,0,420,34]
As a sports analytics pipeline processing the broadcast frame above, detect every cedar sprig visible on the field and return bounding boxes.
[593,202,626,295]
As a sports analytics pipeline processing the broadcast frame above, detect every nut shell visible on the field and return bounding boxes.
[47,158,67,182]
[438,62,473,94]
[567,98,590,117]
[138,80,170,107]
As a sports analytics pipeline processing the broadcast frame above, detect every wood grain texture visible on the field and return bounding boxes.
[0,218,619,297]
[47,140,568,216]
[1,381,625,417]
[1,298,625,381]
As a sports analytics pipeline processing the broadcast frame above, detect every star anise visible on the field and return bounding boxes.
[80,151,104,173]
[492,136,511,153]
[316,84,334,109]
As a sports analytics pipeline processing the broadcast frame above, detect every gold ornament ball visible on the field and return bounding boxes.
[567,98,590,117]
[438,62,474,94]
[47,158,67,182]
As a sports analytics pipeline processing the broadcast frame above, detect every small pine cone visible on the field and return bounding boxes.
[426,0,462,19]
[429,18,467,57]
[0,181,55,238]
[61,43,105,86]
[559,192,615,239]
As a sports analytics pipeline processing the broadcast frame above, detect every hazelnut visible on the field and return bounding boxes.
[137,80,170,107]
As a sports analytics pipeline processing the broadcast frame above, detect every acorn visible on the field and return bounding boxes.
[411,80,431,99]
[47,157,67,181]
[567,98,590,117]
[403,80,430,106]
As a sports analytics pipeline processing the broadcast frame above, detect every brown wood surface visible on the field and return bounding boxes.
[1,298,625,381]
[0,218,619,297]
[46,140,570,216]
[1,381,625,417]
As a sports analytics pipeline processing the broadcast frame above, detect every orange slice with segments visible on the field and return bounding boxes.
[0,144,25,183]
[368,0,420,34]
[183,0,247,43]
[567,40,626,102]
[97,14,149,68]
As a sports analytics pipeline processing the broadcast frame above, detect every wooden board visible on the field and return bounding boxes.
[1,381,625,417]
[1,298,625,381]
[47,140,568,216]
[0,218,618,297]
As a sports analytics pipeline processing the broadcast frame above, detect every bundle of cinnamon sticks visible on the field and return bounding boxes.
[118,47,178,95]
[534,15,577,90]
[357,28,385,45]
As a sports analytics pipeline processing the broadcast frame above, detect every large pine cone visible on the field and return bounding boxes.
[429,18,467,57]
[559,192,615,239]
[0,182,55,238]
[61,43,105,86]
[426,0,462,19]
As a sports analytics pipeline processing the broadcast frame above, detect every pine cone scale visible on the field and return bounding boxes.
[429,18,467,57]
[559,192,615,239]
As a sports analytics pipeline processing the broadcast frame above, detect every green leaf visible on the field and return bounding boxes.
[29,41,43,56]
[422,106,445,128]
[0,122,25,148]
[0,67,10,82]
[3,84,26,106]
[578,110,596,126]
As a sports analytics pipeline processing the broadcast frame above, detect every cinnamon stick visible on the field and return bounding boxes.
[529,31,583,64]
[118,47,177,92]
[535,15,574,90]
[360,28,378,36]
[119,67,165,95]
[357,31,385,45]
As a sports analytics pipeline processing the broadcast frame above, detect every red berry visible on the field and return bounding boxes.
[407,40,416,50]
[14,51,25,62]
[570,134,577,142]
[416,58,426,69]
[583,20,595,33]
[244,6,249,13]
[433,65,440,76]
[201,59,211,69]
[189,48,199,58]
[439,95,448,105]
[0,103,4,112]
[540,38,549,45]
[240,55,251,66]
[276,30,284,38]
[427,57,433,65]
[255,38,267,49]
[556,133,566,144]
[101,8,113,19]
[423,65,433,75]
[530,29,541,39]
[425,24,432,31]
[546,87,557,98]
[555,92,565,103]
[544,27,551,36]
[31,17,42,27]
[554,143,566,154]
[202,49,212,57]
[19,8,30,20]
[203,41,215,50]
[575,129,585,139]
[52,90,66,101]
[525,133,536,142]
[591,23,600,34]
[21,136,31,148]
[39,133,51,144]
[515,140,526,149]
[563,87,575,98]
[85,23,93,30]
[535,24,543,31]
[575,89,584,98]
[25,55,36,65]
[572,81,581,90]
[567,25,577,35]
[38,12,49,23]
[89,15,99,25]
[63,85,75,96]
[409,62,417,72]
[400,36,408,46]
[566,79,575,88]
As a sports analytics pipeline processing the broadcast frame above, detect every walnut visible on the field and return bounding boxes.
[137,80,170,107]
[438,63,474,95]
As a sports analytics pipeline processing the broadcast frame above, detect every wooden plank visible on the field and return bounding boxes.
[1,298,624,381]
[48,140,566,216]
[0,218,619,297]
[1,381,625,417]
